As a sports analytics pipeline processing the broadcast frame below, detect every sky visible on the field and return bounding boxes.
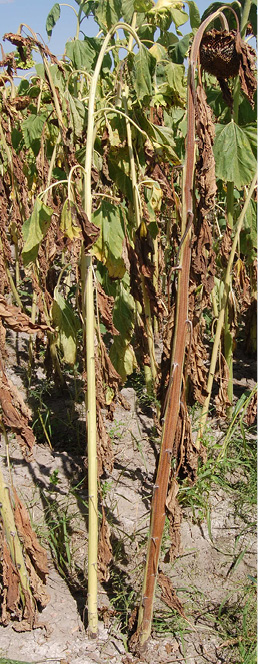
[0,0,212,58]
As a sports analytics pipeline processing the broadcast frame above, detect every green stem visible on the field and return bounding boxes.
[196,173,257,446]
[82,19,141,638]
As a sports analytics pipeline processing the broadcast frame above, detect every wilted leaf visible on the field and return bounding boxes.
[110,336,137,382]
[46,3,60,38]
[21,114,47,155]
[52,287,79,364]
[92,201,126,279]
[149,42,167,62]
[130,45,156,101]
[165,62,186,99]
[97,281,119,336]
[60,199,82,240]
[66,37,100,71]
[22,198,53,266]
[168,34,190,64]
[214,122,257,188]
[113,282,135,340]
[108,147,133,201]
[65,92,85,137]
[95,0,122,30]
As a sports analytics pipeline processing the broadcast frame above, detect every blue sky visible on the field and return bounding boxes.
[0,0,212,57]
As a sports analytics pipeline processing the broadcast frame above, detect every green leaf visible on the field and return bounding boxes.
[46,3,61,38]
[92,201,126,279]
[168,34,190,63]
[186,0,200,30]
[242,198,257,262]
[213,122,257,188]
[95,0,122,30]
[65,92,85,137]
[21,113,47,155]
[131,45,156,101]
[113,282,135,340]
[170,6,189,28]
[148,0,188,29]
[22,198,53,266]
[149,42,167,62]
[110,336,137,381]
[165,61,186,99]
[108,146,133,201]
[52,287,79,365]
[134,0,153,10]
[66,37,100,71]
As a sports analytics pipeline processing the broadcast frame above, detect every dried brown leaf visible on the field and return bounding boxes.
[195,84,216,217]
[73,198,100,250]
[98,508,112,583]
[0,295,53,335]
[235,32,257,108]
[0,358,35,459]
[233,259,251,311]
[244,298,257,357]
[13,488,48,581]
[158,571,187,619]
[220,222,232,267]
[187,321,208,406]
[2,538,21,624]
[97,282,119,336]
[214,353,231,417]
[191,216,216,295]
[244,390,257,426]
[97,409,114,476]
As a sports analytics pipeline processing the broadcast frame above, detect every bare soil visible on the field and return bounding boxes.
[0,332,256,664]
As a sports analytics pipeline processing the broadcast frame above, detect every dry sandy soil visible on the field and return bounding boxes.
[0,332,256,664]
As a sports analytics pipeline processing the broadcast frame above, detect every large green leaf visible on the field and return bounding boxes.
[21,113,47,155]
[214,121,257,188]
[46,3,60,37]
[164,61,186,99]
[186,0,201,30]
[65,92,85,137]
[22,199,53,266]
[66,37,100,71]
[92,201,126,279]
[168,34,190,63]
[131,45,156,101]
[95,0,122,30]
[52,287,79,364]
[110,336,137,382]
